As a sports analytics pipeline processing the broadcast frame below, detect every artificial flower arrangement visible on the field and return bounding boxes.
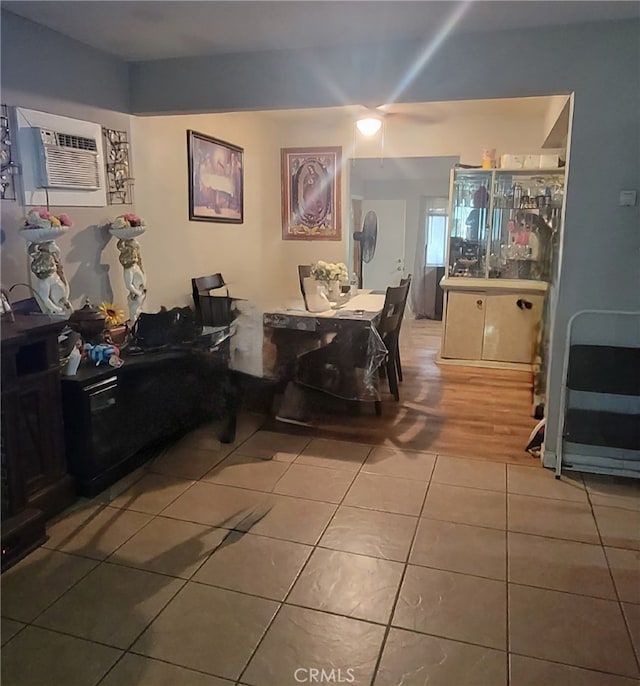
[98,301,125,328]
[311,260,349,282]
[23,208,73,229]
[111,212,145,230]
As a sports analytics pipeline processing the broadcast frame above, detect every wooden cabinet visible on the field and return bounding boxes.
[440,280,546,367]
[1,316,74,571]
[442,292,485,360]
[483,292,544,363]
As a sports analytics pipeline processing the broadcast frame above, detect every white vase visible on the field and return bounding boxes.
[302,277,330,312]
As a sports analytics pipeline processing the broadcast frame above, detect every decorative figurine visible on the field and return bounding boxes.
[83,342,123,368]
[109,213,147,323]
[20,209,73,315]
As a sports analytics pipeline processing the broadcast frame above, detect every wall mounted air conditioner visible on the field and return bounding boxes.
[34,127,100,190]
[15,107,107,207]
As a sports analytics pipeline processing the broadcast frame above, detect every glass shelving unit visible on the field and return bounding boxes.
[447,168,565,282]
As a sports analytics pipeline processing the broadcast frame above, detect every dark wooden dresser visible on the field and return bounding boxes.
[1,316,75,571]
[60,350,219,497]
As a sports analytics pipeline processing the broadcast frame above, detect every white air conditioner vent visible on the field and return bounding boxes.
[56,133,98,152]
[35,127,100,190]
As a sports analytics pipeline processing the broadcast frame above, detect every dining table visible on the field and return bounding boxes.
[262,290,388,421]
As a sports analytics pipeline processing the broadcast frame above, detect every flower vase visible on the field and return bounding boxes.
[302,277,331,312]
[325,280,342,303]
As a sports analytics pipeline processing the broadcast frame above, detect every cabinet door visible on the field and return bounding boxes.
[2,393,27,518]
[442,291,486,359]
[482,293,544,363]
[15,371,67,500]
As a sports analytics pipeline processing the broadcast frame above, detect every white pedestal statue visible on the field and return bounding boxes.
[20,225,72,315]
[109,224,147,323]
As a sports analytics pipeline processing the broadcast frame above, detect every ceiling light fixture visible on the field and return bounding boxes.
[356,116,382,136]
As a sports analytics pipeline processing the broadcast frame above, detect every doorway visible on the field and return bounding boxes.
[360,199,406,289]
[346,94,571,440]
[349,156,457,294]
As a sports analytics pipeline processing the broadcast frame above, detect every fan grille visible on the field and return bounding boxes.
[360,210,378,263]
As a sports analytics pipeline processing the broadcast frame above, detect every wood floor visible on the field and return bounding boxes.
[267,319,541,465]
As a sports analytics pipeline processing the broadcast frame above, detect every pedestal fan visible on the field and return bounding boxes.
[353,210,378,288]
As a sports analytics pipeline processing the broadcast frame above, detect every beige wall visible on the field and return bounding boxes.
[130,112,281,311]
[2,95,557,314]
[131,100,559,311]
[354,112,553,165]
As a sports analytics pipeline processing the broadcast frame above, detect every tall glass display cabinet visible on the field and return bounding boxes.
[440,167,566,376]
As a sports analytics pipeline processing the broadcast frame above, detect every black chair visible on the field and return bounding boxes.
[191,273,232,327]
[298,265,312,310]
[396,274,412,382]
[191,273,240,444]
[376,281,410,406]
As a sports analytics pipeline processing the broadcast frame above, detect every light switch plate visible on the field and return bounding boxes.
[619,190,637,206]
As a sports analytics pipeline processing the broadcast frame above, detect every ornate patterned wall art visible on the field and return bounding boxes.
[103,127,133,205]
[1,105,18,201]
[281,146,342,241]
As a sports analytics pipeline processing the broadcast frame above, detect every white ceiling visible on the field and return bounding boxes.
[4,1,638,62]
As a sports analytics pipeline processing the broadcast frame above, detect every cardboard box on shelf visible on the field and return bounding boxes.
[500,154,525,169]
[523,155,541,169]
[500,153,561,170]
[539,154,560,168]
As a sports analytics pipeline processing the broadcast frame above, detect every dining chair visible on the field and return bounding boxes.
[396,274,412,382]
[298,265,312,310]
[191,273,231,326]
[376,281,410,404]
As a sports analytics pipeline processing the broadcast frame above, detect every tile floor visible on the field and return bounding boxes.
[2,416,639,686]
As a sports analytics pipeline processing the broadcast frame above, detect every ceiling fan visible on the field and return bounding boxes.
[354,103,443,135]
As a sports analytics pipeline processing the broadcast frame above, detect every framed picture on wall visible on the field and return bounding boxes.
[187,130,243,223]
[281,146,342,241]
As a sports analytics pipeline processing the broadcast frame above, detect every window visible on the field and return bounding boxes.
[425,198,448,267]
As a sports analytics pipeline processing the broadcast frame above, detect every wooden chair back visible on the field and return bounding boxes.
[377,282,410,337]
[398,274,412,321]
